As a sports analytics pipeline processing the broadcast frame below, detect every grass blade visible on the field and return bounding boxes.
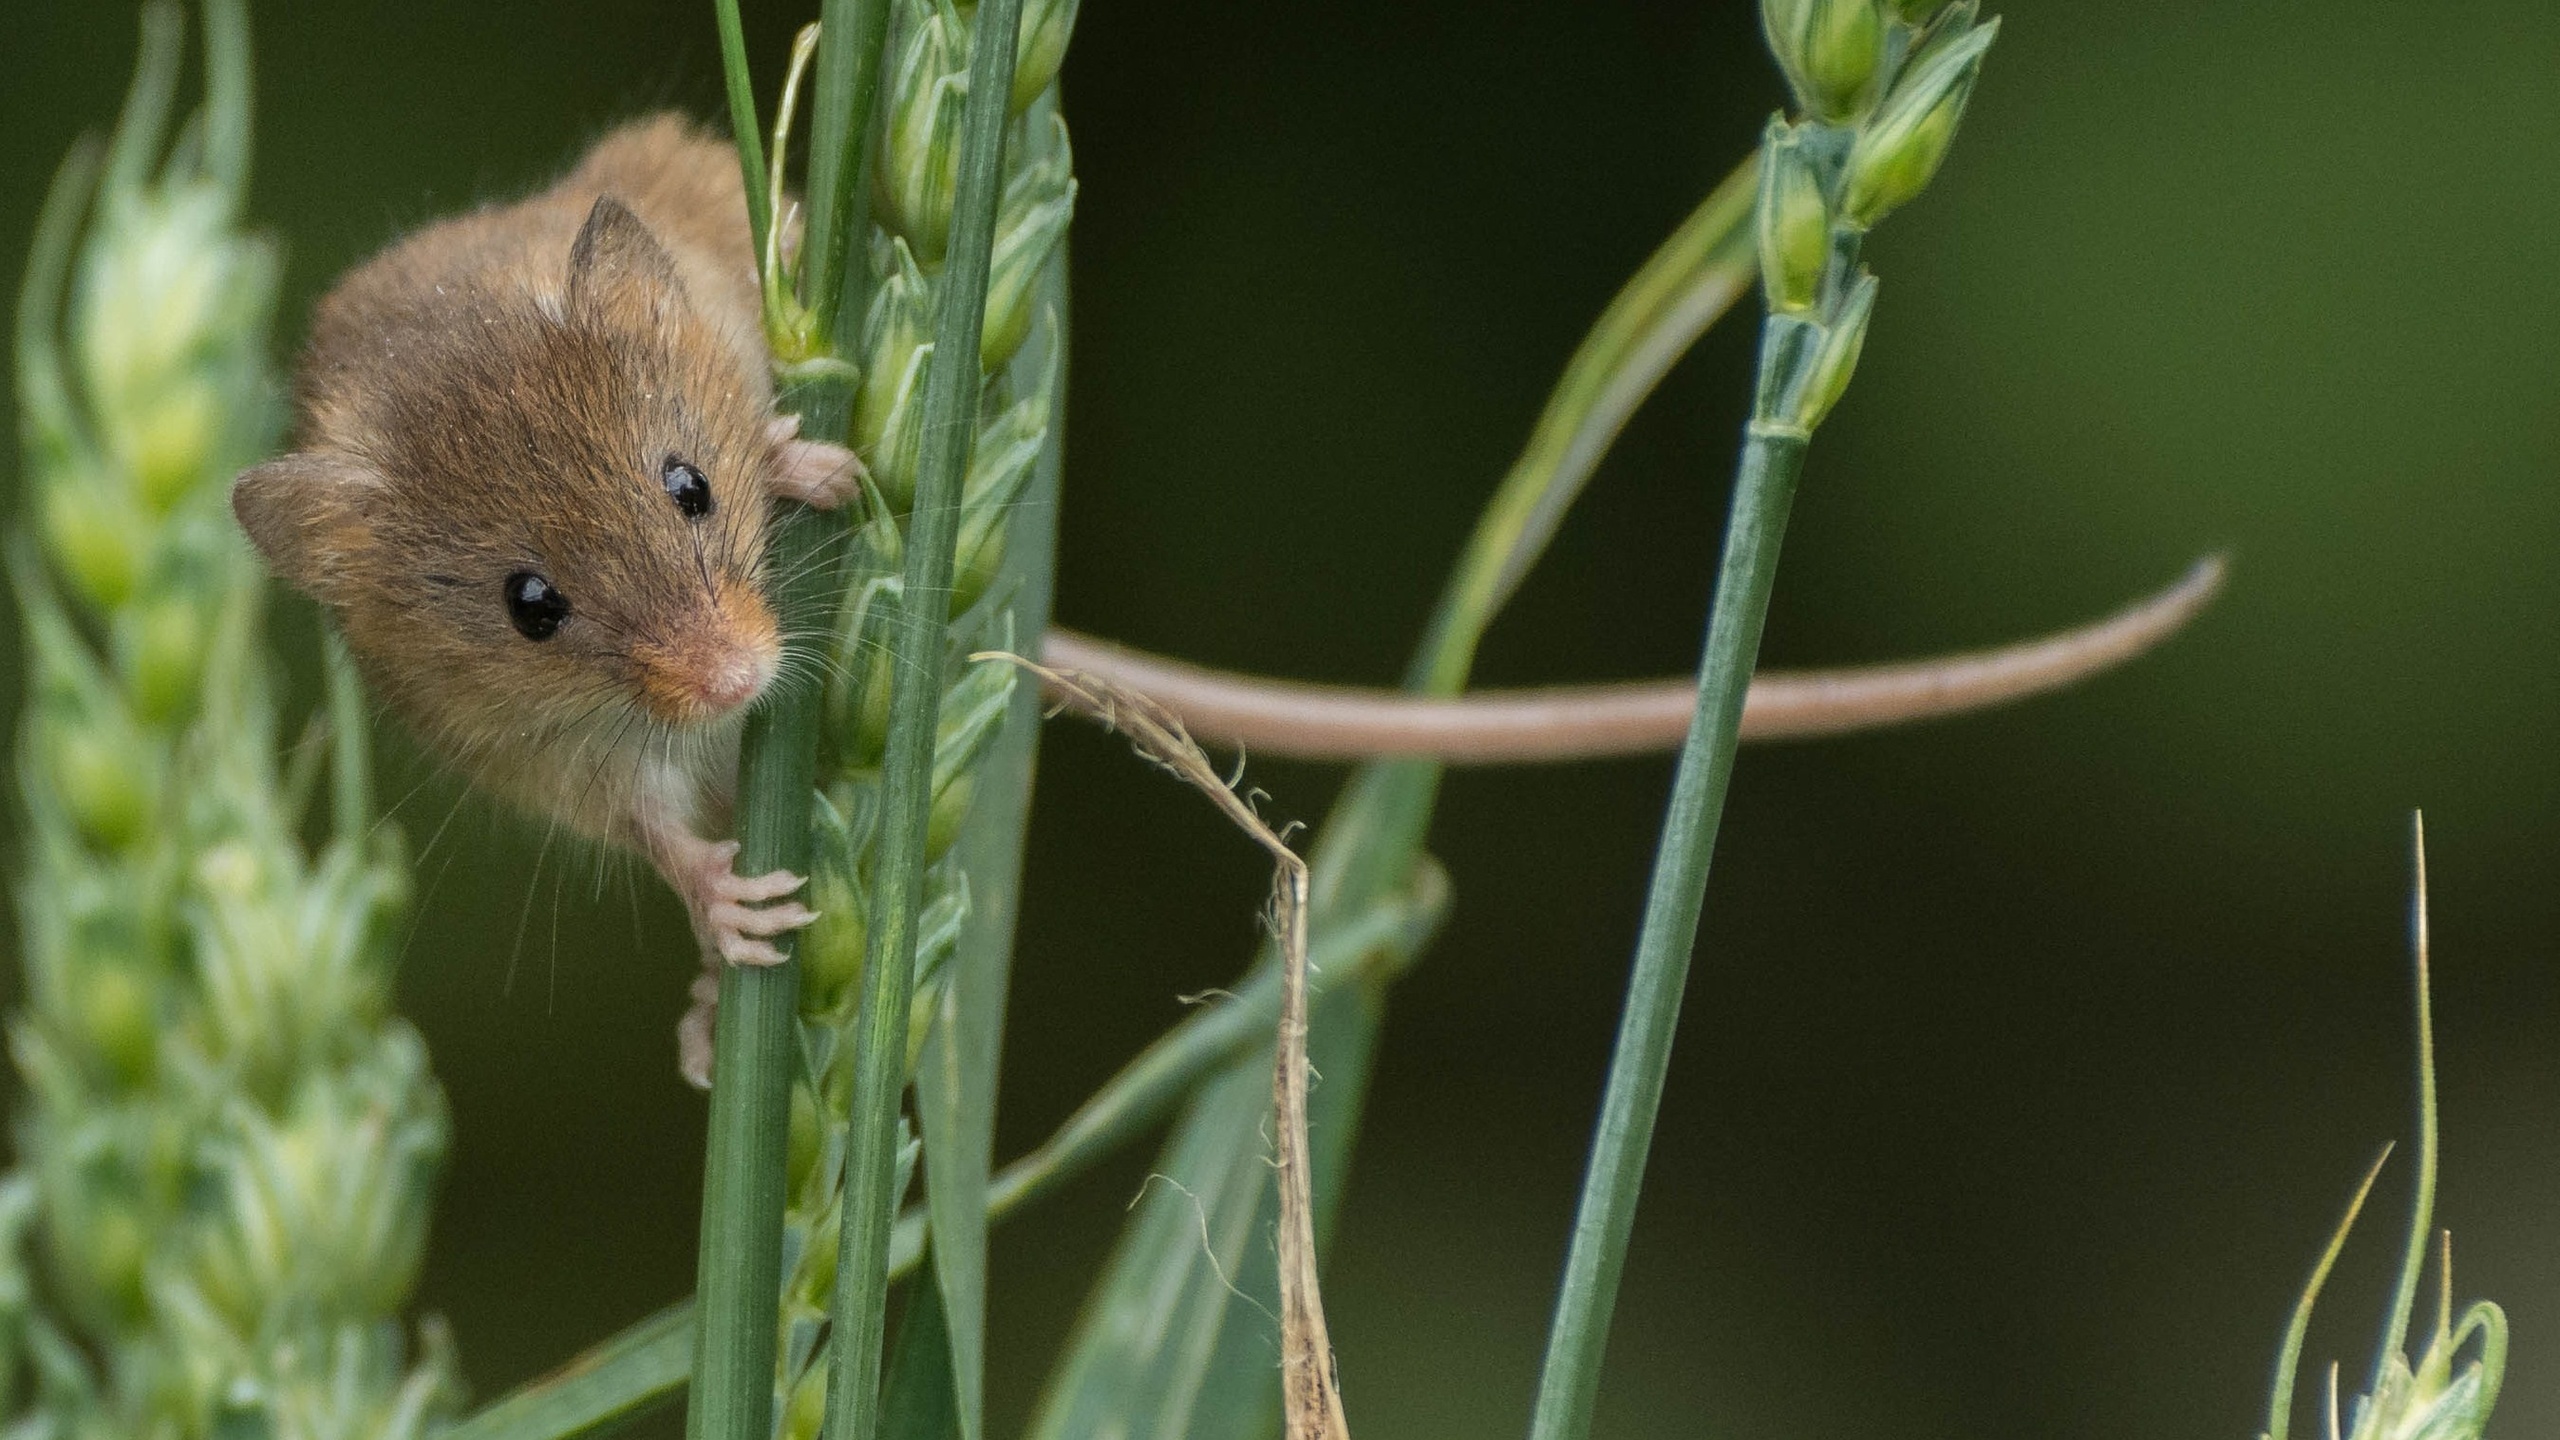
[99,2,184,204]
[14,138,102,464]
[970,861,1444,1232]
[443,1305,693,1440]
[2261,1147,2393,1440]
[1411,155,1758,693]
[201,0,252,201]
[2370,815,2438,1389]
[825,4,1024,1439]
[880,1281,961,1440]
[1027,1062,1274,1438]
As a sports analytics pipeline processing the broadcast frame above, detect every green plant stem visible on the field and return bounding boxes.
[802,0,891,347]
[1525,423,1807,1440]
[685,15,837,1440]
[686,500,833,1440]
[825,4,1023,1438]
[909,252,1067,1440]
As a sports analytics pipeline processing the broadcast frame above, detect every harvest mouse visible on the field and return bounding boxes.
[233,115,855,1083]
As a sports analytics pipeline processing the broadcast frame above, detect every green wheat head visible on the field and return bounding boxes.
[4,4,455,1433]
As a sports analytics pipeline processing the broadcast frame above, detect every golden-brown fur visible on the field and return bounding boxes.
[234,115,783,852]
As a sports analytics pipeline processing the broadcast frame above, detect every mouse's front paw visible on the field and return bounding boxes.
[684,838,816,967]
[765,414,865,510]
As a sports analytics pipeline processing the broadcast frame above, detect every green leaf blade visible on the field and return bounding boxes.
[826,5,1026,1440]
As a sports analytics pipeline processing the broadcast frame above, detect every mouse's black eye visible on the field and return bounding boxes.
[505,571,570,640]
[661,455,713,519]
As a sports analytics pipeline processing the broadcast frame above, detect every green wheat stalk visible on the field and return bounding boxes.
[1527,4,1997,1436]
[3,3,455,1433]
[687,4,1076,1439]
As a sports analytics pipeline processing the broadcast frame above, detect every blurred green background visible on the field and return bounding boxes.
[7,0,2560,1435]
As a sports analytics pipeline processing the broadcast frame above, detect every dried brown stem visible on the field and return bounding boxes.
[974,654,1351,1440]
[1037,555,2225,762]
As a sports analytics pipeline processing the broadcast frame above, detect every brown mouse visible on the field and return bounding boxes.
[234,115,853,1080]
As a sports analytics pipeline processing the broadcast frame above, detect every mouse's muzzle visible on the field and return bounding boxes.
[632,582,782,726]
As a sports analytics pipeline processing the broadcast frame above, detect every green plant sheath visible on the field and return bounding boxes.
[827,4,1024,1439]
[1526,429,1805,1440]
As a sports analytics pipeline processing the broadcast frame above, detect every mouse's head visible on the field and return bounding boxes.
[235,197,787,761]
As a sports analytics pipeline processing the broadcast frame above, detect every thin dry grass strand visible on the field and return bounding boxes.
[975,652,1352,1440]
[1037,555,2226,762]
[1127,1174,1274,1323]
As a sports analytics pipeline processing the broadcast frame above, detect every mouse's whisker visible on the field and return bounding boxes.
[778,650,855,689]
[566,705,648,829]
[689,524,720,601]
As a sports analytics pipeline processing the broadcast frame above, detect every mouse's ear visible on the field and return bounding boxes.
[567,195,684,322]
[233,452,377,604]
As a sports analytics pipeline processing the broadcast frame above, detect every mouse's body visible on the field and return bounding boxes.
[235,115,852,1081]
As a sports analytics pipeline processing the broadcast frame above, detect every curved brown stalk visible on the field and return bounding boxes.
[1037,555,2224,762]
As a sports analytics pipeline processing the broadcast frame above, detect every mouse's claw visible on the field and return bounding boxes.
[699,853,814,969]
[765,414,865,510]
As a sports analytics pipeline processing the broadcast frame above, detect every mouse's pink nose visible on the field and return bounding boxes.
[694,651,766,710]
[634,586,782,724]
